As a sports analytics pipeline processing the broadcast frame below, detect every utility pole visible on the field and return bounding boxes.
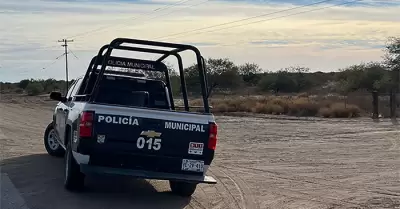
[58,38,74,93]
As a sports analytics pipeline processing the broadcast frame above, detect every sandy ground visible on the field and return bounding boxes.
[1,95,400,209]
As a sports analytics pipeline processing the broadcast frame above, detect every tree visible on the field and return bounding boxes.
[334,64,365,92]
[360,62,388,91]
[274,70,298,93]
[183,58,244,94]
[238,63,262,86]
[384,37,400,70]
[258,73,277,92]
[18,79,30,89]
[184,64,202,93]
[26,82,44,96]
[383,36,400,91]
[205,58,243,90]
[258,70,298,93]
[336,79,351,96]
[333,62,392,94]
[206,58,237,75]
[285,66,312,92]
[373,73,392,93]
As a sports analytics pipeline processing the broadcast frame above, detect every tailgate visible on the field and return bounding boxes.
[86,104,215,175]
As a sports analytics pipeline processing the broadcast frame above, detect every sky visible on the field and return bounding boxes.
[0,0,400,82]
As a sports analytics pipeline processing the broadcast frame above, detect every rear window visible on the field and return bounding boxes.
[94,75,170,109]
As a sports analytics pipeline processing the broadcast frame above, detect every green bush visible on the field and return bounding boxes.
[26,82,44,96]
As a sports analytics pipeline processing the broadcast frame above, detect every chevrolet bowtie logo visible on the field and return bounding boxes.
[140,130,162,138]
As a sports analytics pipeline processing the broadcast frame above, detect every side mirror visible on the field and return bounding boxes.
[50,91,67,102]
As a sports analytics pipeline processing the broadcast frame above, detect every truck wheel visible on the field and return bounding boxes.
[169,181,197,197]
[44,122,65,157]
[64,142,85,191]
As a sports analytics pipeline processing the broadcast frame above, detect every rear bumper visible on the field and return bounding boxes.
[80,164,217,184]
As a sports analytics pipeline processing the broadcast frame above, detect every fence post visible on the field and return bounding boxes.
[390,89,397,119]
[372,91,379,119]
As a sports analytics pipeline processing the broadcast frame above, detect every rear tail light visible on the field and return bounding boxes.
[79,111,94,137]
[208,122,218,150]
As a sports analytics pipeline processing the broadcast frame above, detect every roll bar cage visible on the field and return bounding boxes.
[77,38,210,113]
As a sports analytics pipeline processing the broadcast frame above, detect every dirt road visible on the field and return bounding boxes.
[1,95,400,209]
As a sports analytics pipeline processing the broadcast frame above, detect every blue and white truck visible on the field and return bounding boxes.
[43,38,218,197]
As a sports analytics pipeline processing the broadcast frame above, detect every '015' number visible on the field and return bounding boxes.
[136,137,161,150]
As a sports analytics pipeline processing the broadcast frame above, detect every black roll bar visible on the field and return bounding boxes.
[175,54,189,111]
[85,38,210,113]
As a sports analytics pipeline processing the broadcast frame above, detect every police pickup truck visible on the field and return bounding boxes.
[43,38,217,197]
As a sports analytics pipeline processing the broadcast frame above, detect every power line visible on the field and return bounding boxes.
[111,0,212,32]
[34,45,61,51]
[204,0,362,38]
[14,53,65,75]
[153,0,341,41]
[201,0,363,47]
[67,0,199,39]
[58,39,74,91]
[68,49,79,60]
[19,45,62,54]
[42,53,66,71]
[68,48,90,70]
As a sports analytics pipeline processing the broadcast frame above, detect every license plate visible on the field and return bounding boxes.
[181,159,204,172]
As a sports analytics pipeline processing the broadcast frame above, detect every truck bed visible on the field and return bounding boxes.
[75,103,216,180]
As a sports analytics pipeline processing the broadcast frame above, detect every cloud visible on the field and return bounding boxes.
[0,0,399,82]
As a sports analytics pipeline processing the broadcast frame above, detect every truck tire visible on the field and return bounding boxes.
[64,140,85,191]
[44,122,65,157]
[169,181,197,197]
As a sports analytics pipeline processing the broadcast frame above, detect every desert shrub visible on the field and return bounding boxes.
[287,98,319,116]
[189,99,203,106]
[14,88,24,94]
[211,98,254,113]
[332,103,361,118]
[330,103,353,118]
[184,95,362,118]
[241,99,258,111]
[319,107,331,118]
[225,99,243,111]
[318,103,361,118]
[269,97,289,113]
[267,103,285,114]
[251,102,268,113]
[346,104,361,117]
[26,82,44,96]
[212,102,231,112]
[297,92,309,98]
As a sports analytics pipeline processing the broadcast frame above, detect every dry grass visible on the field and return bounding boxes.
[189,95,364,118]
[319,103,361,118]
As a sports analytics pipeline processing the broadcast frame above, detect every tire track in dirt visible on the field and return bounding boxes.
[226,165,400,198]
[217,167,260,209]
[198,166,260,209]
[215,168,246,209]
[219,166,342,208]
[223,165,398,208]
[188,197,208,209]
[388,133,400,151]
[208,168,243,209]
